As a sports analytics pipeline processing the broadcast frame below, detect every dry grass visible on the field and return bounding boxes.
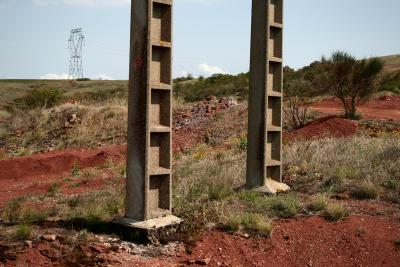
[2,101,127,157]
[284,136,400,199]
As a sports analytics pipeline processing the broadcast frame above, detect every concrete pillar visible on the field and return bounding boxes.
[122,0,180,229]
[247,0,285,191]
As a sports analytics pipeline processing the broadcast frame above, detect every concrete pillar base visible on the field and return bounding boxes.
[252,179,291,195]
[117,215,181,230]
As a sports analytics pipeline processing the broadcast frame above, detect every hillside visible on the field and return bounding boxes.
[379,54,400,72]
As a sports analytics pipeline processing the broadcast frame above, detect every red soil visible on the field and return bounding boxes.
[311,96,400,121]
[284,116,358,142]
[0,145,126,205]
[179,215,400,267]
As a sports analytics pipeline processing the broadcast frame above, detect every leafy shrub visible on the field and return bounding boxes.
[16,88,64,109]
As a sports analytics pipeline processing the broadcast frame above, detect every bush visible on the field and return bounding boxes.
[223,213,273,237]
[307,194,328,212]
[351,181,379,200]
[76,78,90,81]
[323,203,347,221]
[16,88,64,109]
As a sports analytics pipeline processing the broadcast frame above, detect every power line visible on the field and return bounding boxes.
[68,28,85,80]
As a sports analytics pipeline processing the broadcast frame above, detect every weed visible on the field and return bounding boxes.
[240,213,273,237]
[223,213,273,237]
[268,195,302,219]
[351,181,379,200]
[71,161,81,177]
[223,214,241,232]
[383,179,399,190]
[237,135,247,151]
[47,182,61,197]
[323,203,347,221]
[10,224,32,241]
[307,194,328,212]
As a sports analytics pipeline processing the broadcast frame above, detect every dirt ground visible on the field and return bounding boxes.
[311,96,400,121]
[1,96,400,266]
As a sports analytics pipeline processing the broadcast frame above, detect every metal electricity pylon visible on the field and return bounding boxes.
[68,28,85,80]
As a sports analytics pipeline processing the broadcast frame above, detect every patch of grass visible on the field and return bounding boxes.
[240,213,273,237]
[237,135,247,151]
[10,224,32,241]
[268,195,302,219]
[307,194,328,212]
[71,161,81,177]
[223,213,273,237]
[351,181,379,200]
[2,197,55,224]
[47,182,61,197]
[323,203,347,221]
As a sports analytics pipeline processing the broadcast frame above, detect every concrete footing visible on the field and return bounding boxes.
[117,215,182,230]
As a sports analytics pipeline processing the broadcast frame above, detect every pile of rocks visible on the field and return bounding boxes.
[174,96,237,130]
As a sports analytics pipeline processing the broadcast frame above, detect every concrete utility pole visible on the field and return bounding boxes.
[247,0,289,193]
[121,0,180,229]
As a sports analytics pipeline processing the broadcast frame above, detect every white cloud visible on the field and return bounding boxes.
[174,70,188,78]
[94,74,114,80]
[198,63,228,76]
[40,73,69,80]
[32,0,130,7]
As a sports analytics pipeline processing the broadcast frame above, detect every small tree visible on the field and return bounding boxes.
[317,51,383,119]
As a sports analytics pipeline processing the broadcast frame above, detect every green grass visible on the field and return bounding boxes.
[323,203,347,221]
[307,194,329,212]
[9,224,32,241]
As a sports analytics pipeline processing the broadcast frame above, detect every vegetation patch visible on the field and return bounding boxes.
[351,181,379,200]
[323,203,347,221]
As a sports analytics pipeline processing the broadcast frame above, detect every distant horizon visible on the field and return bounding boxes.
[0,0,399,80]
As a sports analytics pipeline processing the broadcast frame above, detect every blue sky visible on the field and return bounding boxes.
[0,0,399,80]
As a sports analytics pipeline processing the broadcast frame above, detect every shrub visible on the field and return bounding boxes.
[76,78,90,81]
[323,203,347,221]
[315,51,383,119]
[16,88,64,109]
[351,181,379,200]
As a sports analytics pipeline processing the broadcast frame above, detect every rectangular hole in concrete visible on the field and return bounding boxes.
[267,96,282,127]
[266,131,281,162]
[148,174,171,218]
[266,166,281,182]
[151,46,171,85]
[270,0,283,24]
[269,27,282,58]
[152,2,172,43]
[150,132,170,171]
[267,62,282,93]
[150,89,171,128]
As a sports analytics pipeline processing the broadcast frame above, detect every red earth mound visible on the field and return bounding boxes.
[179,216,400,267]
[284,116,358,142]
[311,96,400,121]
[0,145,126,205]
